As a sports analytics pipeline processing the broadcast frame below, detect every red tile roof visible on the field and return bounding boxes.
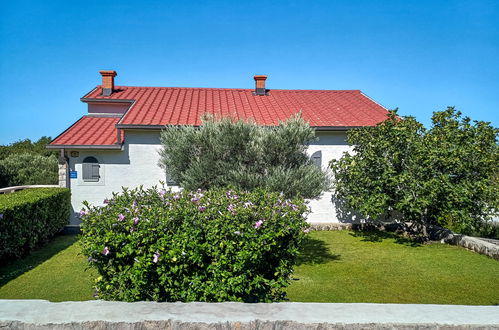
[49,116,122,148]
[51,84,389,148]
[82,86,389,127]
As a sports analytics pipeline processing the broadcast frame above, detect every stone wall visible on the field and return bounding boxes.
[1,300,498,329]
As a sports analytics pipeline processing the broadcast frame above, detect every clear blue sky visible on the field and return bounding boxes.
[1,0,498,144]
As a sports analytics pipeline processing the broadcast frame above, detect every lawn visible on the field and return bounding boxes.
[0,231,498,304]
[0,235,95,301]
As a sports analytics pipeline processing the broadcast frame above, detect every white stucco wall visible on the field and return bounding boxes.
[68,130,354,225]
[67,130,169,225]
[306,132,353,223]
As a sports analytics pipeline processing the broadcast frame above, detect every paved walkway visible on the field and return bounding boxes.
[1,300,498,329]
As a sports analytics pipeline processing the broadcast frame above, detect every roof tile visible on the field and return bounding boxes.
[82,86,389,127]
[50,116,121,146]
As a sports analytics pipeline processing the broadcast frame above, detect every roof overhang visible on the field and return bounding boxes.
[80,98,135,104]
[312,126,364,131]
[117,124,363,131]
[47,144,123,150]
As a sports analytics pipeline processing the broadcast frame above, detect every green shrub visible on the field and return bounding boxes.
[0,153,58,188]
[0,188,71,261]
[79,185,309,302]
[159,114,330,199]
[331,108,498,236]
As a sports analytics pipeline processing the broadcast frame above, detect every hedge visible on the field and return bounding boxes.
[80,186,309,302]
[0,188,71,261]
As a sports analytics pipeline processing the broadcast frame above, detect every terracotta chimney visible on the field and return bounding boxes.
[253,75,267,96]
[99,70,117,96]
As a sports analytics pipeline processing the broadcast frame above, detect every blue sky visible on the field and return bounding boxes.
[0,0,497,144]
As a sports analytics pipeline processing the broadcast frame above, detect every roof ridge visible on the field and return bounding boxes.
[93,85,362,93]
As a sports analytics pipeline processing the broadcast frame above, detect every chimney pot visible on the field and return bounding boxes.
[253,75,267,96]
[99,70,117,96]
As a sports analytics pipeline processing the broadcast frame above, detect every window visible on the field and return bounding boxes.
[311,150,322,168]
[165,169,177,186]
[82,156,100,182]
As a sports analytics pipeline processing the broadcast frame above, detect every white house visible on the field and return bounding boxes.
[48,71,389,225]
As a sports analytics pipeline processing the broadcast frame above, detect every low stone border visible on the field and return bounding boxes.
[0,300,498,329]
[309,222,353,231]
[443,234,499,260]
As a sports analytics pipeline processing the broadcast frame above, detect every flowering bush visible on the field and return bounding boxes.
[80,185,309,302]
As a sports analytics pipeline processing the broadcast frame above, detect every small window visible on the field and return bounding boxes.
[311,150,322,168]
[82,156,100,182]
[165,169,177,186]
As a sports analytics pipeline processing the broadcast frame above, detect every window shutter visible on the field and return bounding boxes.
[311,150,322,168]
[166,169,177,185]
[91,164,100,181]
[82,156,100,182]
[82,163,91,180]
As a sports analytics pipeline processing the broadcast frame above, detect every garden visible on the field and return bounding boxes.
[0,108,498,304]
[1,230,498,304]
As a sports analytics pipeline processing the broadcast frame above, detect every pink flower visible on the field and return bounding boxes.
[103,199,109,204]
[102,247,110,256]
[227,204,236,214]
[153,251,160,263]
[191,197,200,203]
[118,214,125,221]
[79,210,87,217]
[303,228,310,234]
[159,190,166,198]
[173,194,181,200]
[243,201,254,208]
[133,217,139,225]
[198,205,206,212]
[254,220,263,229]
[234,231,241,235]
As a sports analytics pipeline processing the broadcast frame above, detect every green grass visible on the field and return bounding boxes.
[0,231,498,304]
[286,230,499,305]
[0,235,95,301]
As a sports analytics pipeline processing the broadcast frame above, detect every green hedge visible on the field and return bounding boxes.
[0,188,71,261]
[80,186,309,302]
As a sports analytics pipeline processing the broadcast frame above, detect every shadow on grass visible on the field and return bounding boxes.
[296,236,341,265]
[0,235,78,287]
[349,230,421,247]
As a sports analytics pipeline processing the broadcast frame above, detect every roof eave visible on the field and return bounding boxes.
[80,97,135,104]
[116,124,366,131]
[312,126,365,131]
[47,144,123,150]
[116,124,167,129]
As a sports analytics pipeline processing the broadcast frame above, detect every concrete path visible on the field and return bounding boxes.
[1,300,499,329]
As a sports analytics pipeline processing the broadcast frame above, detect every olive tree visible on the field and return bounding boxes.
[331,108,498,236]
[158,114,330,199]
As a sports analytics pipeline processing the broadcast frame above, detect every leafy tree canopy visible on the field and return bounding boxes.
[331,107,498,236]
[0,136,55,160]
[0,137,58,188]
[158,114,330,199]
